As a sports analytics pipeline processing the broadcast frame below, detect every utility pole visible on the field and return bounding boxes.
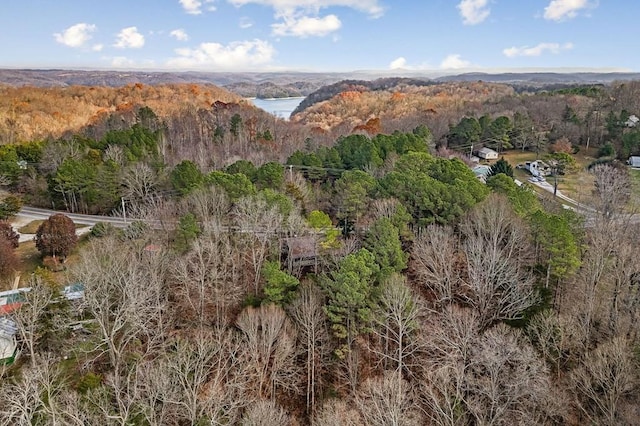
[121,197,127,224]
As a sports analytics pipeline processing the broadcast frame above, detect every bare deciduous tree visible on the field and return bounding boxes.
[236,304,300,400]
[103,144,126,167]
[180,185,230,234]
[314,399,363,426]
[527,309,585,378]
[172,233,242,327]
[0,354,66,426]
[606,229,640,341]
[355,372,423,426]
[571,337,638,426]
[465,324,561,425]
[425,306,480,370]
[121,162,159,201]
[369,274,426,379]
[11,275,55,366]
[71,237,167,373]
[411,225,461,305]
[140,329,244,425]
[288,282,329,415]
[421,363,469,426]
[571,220,625,346]
[233,195,283,293]
[461,196,538,328]
[591,163,632,219]
[88,365,144,426]
[241,399,292,426]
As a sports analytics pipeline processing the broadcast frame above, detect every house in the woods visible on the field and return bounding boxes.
[282,236,319,274]
[476,147,499,160]
[472,165,492,182]
[629,156,640,168]
[0,317,18,366]
[0,288,29,315]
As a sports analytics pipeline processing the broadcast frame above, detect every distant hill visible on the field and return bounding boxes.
[435,71,640,85]
[5,69,639,100]
[0,69,348,99]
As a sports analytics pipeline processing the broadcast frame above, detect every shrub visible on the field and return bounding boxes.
[90,221,114,238]
[598,142,616,158]
[121,220,150,240]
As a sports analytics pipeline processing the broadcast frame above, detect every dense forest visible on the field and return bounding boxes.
[1,77,640,425]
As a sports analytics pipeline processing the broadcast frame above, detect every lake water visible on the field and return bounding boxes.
[248,97,305,120]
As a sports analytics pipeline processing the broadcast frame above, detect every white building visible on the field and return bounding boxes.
[476,147,499,160]
[525,160,551,177]
[0,317,18,366]
[626,115,639,127]
[629,156,640,168]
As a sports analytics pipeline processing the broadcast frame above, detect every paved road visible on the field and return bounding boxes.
[16,206,130,228]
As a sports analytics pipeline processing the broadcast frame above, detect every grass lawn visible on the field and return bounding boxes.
[499,148,598,204]
[2,221,94,291]
[629,169,640,208]
[18,220,44,234]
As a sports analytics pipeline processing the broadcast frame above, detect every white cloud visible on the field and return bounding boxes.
[544,0,593,21]
[180,0,216,14]
[227,0,384,18]
[457,0,490,25]
[240,17,254,28]
[440,54,471,69]
[228,0,382,38]
[503,42,573,57]
[272,14,341,37]
[114,27,145,49]
[170,29,189,41]
[167,39,275,69]
[180,0,202,15]
[180,0,202,14]
[53,23,97,48]
[92,44,104,52]
[389,57,408,70]
[111,56,136,67]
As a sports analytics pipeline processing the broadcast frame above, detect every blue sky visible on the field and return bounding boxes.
[0,1,635,72]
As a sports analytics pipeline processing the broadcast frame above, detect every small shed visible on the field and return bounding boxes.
[476,147,499,160]
[629,156,640,168]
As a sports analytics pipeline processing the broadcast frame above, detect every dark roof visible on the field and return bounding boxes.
[284,236,318,258]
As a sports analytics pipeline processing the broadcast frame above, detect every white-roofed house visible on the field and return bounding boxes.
[476,147,499,160]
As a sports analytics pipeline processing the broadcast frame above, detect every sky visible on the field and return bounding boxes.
[0,0,636,73]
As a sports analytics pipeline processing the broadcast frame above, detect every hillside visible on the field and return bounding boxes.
[292,80,516,137]
[0,83,244,142]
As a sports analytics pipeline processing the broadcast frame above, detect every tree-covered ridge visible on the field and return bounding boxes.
[0,83,243,143]
[294,81,515,135]
[292,77,435,115]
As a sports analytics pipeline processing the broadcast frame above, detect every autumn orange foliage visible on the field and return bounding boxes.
[0,83,243,143]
